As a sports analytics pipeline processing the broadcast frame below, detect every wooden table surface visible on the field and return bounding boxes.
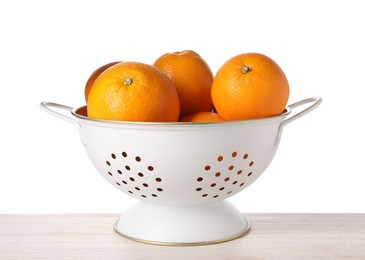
[1,213,364,259]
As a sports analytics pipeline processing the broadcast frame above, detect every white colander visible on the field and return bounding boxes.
[40,97,321,245]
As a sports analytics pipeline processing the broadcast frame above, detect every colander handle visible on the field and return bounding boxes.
[40,102,86,145]
[40,102,79,127]
[283,97,322,126]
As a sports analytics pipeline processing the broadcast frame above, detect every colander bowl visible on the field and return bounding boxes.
[41,97,321,245]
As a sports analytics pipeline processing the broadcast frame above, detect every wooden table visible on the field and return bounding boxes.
[1,214,364,259]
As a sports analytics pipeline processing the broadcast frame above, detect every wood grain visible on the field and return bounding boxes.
[1,214,364,259]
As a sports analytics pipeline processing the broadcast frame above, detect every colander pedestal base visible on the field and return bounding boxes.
[113,200,250,246]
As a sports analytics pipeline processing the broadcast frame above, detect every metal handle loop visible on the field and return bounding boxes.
[40,102,86,145]
[40,102,79,127]
[283,97,322,126]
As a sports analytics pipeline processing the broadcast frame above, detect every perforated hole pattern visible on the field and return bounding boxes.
[104,149,254,201]
[195,151,255,199]
[105,151,163,199]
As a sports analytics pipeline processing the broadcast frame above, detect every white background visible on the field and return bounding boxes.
[1,0,364,214]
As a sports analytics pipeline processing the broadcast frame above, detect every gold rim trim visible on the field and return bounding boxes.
[113,218,251,246]
[72,106,291,127]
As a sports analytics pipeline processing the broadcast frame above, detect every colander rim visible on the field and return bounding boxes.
[71,106,292,126]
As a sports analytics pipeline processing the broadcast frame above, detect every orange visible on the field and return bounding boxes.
[87,62,180,122]
[180,111,224,123]
[153,50,214,117]
[84,61,121,102]
[211,53,290,120]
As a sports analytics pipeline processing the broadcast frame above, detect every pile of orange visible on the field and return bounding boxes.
[85,50,290,123]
